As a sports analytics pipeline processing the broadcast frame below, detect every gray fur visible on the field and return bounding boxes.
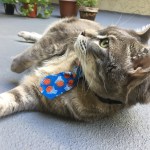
[0,18,149,121]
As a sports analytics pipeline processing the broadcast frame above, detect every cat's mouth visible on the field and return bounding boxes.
[74,33,88,54]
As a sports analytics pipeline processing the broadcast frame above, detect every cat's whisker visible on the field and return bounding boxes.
[101,77,108,94]
[84,70,95,96]
[115,14,123,26]
[82,54,88,93]
[119,14,135,26]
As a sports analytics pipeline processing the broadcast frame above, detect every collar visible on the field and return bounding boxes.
[94,93,123,105]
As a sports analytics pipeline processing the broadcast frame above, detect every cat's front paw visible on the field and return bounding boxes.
[0,94,7,117]
[11,55,32,73]
[11,57,23,73]
[18,31,41,42]
[18,31,31,41]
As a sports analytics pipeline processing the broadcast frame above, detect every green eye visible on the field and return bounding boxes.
[99,38,109,48]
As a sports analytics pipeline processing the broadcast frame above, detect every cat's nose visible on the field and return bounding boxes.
[81,31,86,36]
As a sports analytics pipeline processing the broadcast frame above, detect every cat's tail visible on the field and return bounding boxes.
[0,84,42,118]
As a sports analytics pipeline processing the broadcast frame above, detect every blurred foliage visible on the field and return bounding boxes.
[1,0,54,18]
[77,0,97,7]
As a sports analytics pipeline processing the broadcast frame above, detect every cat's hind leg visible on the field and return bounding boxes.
[0,79,43,118]
[18,31,42,42]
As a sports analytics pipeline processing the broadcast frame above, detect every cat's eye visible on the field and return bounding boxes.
[99,38,109,48]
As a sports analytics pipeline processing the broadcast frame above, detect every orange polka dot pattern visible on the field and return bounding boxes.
[39,66,82,100]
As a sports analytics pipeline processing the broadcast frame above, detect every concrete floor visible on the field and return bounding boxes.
[0,4,150,150]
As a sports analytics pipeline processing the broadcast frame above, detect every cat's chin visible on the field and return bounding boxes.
[75,58,81,66]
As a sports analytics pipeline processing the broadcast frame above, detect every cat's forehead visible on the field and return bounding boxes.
[98,26,137,38]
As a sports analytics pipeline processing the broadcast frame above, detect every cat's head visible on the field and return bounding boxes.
[74,25,150,105]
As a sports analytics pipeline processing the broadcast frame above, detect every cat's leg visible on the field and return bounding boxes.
[0,83,42,118]
[18,31,42,42]
[11,31,75,73]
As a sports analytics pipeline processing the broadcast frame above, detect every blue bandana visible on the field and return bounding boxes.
[39,66,82,100]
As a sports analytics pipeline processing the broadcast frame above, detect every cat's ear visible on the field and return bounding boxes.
[136,25,150,43]
[128,47,150,79]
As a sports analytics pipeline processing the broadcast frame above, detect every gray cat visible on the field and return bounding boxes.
[0,18,149,121]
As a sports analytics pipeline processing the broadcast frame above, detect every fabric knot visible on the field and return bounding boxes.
[39,66,82,100]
